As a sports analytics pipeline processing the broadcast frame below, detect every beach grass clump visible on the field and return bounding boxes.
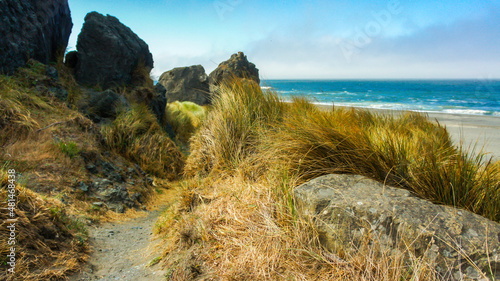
[101,104,185,179]
[165,101,208,143]
[0,169,88,281]
[185,79,285,177]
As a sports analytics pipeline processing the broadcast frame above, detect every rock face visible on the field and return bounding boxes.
[72,12,153,89]
[158,65,210,105]
[0,0,73,74]
[84,90,129,123]
[295,174,500,280]
[209,52,260,87]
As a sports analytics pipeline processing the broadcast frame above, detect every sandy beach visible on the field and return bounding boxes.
[316,104,500,160]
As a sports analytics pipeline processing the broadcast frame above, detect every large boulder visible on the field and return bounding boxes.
[0,0,73,74]
[209,52,260,88]
[295,174,500,280]
[72,12,153,89]
[158,65,210,105]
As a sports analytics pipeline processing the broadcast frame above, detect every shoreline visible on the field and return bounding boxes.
[315,104,500,160]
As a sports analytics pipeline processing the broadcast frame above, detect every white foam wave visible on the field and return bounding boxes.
[442,109,491,115]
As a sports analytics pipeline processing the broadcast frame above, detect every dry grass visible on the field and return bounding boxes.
[101,103,185,180]
[0,60,186,279]
[0,170,88,281]
[155,79,500,280]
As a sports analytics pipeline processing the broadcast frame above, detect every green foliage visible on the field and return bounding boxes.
[58,140,80,159]
[165,101,207,143]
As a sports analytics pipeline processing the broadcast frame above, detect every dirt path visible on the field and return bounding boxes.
[69,209,168,281]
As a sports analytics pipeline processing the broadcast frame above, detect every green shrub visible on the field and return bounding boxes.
[165,101,207,143]
[58,141,80,159]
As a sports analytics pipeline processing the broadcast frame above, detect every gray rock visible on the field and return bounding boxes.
[74,12,153,89]
[92,202,104,207]
[209,52,260,88]
[77,181,89,192]
[295,174,500,280]
[130,192,142,203]
[95,187,128,203]
[0,0,73,74]
[86,164,98,174]
[158,65,210,105]
[50,87,69,101]
[85,89,129,122]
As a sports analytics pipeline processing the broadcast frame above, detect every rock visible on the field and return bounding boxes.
[295,174,500,280]
[129,86,167,123]
[49,87,69,101]
[92,202,104,207]
[158,65,211,105]
[95,187,128,203]
[155,83,167,96]
[46,66,59,80]
[64,50,78,69]
[77,181,89,192]
[85,89,129,122]
[0,0,73,74]
[130,192,142,203]
[86,164,98,174]
[74,12,153,89]
[209,52,260,89]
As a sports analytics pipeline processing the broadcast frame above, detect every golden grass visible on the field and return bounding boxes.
[0,169,88,281]
[155,78,500,279]
[101,104,185,180]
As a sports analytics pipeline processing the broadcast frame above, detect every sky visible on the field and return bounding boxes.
[67,0,500,79]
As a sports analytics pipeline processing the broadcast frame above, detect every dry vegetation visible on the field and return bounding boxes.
[0,169,88,281]
[155,79,500,280]
[101,103,185,180]
[0,60,185,279]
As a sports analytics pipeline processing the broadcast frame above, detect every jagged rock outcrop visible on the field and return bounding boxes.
[71,12,153,89]
[209,52,260,88]
[0,0,73,74]
[295,174,500,280]
[158,65,211,105]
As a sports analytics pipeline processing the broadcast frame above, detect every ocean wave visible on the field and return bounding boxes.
[260,86,272,90]
[442,109,492,115]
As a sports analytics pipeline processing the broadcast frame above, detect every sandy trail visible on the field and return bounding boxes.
[68,209,168,281]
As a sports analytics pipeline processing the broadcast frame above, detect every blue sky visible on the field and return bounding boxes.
[67,0,500,79]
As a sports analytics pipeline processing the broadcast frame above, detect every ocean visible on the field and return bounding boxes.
[261,80,500,116]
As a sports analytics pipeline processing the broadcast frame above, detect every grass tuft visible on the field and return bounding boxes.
[165,101,208,143]
[101,104,185,179]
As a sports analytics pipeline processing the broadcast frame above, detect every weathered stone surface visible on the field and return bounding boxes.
[295,174,500,280]
[0,0,73,74]
[158,65,210,105]
[209,52,260,88]
[85,89,129,122]
[74,12,153,89]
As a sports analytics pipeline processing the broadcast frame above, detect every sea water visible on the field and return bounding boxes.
[261,80,500,116]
